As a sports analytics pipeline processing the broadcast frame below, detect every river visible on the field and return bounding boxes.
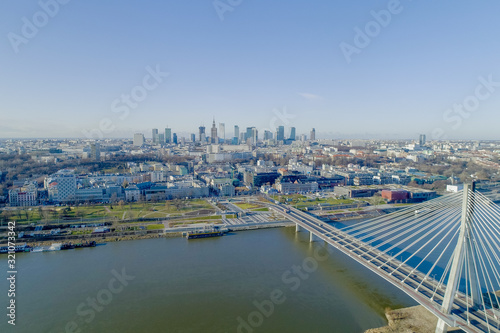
[0,227,415,333]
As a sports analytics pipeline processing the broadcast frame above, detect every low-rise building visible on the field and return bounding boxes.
[9,183,38,207]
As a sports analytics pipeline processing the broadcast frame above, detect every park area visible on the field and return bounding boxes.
[0,199,216,225]
[270,194,357,210]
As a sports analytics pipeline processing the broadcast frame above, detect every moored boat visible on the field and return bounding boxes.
[31,246,46,253]
[185,225,227,239]
[61,243,76,250]
[47,243,62,251]
[0,243,32,253]
[74,241,97,248]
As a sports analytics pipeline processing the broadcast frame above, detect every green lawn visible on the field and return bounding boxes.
[293,198,355,209]
[179,215,221,221]
[271,194,307,202]
[2,198,215,225]
[146,224,164,230]
[233,203,262,210]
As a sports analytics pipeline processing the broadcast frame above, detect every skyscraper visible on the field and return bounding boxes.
[133,133,145,146]
[173,133,178,144]
[264,130,273,140]
[310,128,316,141]
[289,127,296,141]
[246,127,253,142]
[211,118,218,144]
[251,128,258,144]
[165,128,172,143]
[419,134,426,146]
[90,142,100,161]
[277,126,285,141]
[152,128,159,144]
[219,123,225,141]
[199,126,206,142]
[190,133,196,142]
[234,125,239,144]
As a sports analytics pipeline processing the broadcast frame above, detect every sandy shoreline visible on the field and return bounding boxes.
[365,305,465,333]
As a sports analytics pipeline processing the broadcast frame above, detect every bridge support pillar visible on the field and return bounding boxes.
[435,319,449,333]
[310,231,314,243]
[295,224,301,232]
[435,183,478,333]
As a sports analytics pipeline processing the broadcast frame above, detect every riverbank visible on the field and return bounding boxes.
[19,232,165,247]
[7,222,295,247]
[365,306,465,333]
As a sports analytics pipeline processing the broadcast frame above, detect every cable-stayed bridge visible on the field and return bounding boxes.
[269,184,500,333]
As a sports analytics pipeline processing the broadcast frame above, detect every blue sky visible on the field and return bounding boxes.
[1,0,500,140]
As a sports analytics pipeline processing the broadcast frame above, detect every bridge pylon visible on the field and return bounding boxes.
[436,183,482,333]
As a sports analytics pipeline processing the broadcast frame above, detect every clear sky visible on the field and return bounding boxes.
[1,0,500,140]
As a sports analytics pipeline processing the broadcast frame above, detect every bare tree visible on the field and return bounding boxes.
[110,193,118,204]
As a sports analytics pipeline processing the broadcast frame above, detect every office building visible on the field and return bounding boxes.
[165,128,172,143]
[199,126,206,142]
[152,128,159,144]
[276,126,285,141]
[90,142,101,161]
[246,127,254,143]
[45,170,77,202]
[9,182,38,207]
[419,134,426,146]
[251,128,258,144]
[234,125,239,144]
[173,133,178,144]
[310,128,316,141]
[219,123,225,141]
[190,133,196,142]
[133,133,145,147]
[289,127,296,141]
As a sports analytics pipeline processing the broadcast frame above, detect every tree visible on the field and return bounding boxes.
[15,209,23,220]
[75,209,85,220]
[110,193,118,204]
[370,193,384,207]
[24,209,33,221]
[0,210,13,226]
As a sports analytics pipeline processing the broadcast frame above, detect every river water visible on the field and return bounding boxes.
[1,227,415,333]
